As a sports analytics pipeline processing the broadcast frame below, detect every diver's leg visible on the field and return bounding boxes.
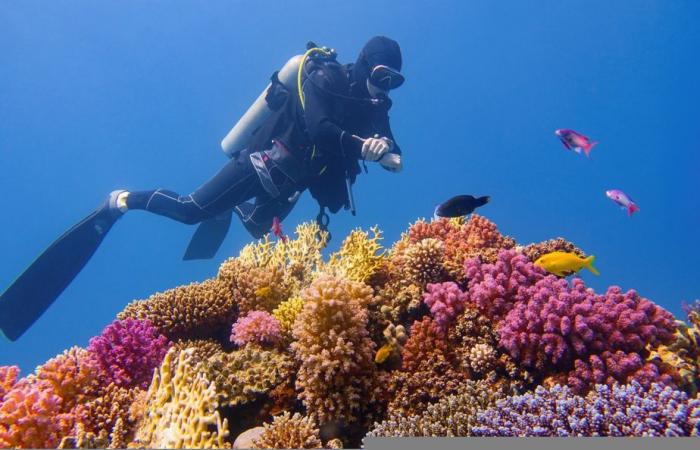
[234,191,300,239]
[125,151,265,225]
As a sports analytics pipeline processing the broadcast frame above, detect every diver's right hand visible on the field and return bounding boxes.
[361,135,393,161]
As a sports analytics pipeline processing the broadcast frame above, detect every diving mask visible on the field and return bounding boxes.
[369,64,405,91]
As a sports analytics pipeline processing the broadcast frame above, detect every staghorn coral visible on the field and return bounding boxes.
[368,380,509,437]
[499,277,676,372]
[252,412,323,449]
[118,278,236,340]
[131,348,229,448]
[520,237,586,263]
[423,282,468,329]
[0,366,19,400]
[272,296,305,341]
[0,377,74,448]
[403,238,446,287]
[86,319,170,391]
[291,275,382,424]
[464,249,546,320]
[472,382,700,436]
[230,311,282,347]
[322,226,385,283]
[196,344,295,408]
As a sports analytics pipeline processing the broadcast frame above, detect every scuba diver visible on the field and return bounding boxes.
[0,36,405,341]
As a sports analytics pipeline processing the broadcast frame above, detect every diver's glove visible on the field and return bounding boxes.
[361,134,393,161]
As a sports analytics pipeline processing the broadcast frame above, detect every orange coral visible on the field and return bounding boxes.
[118,278,236,340]
[291,275,383,424]
[35,347,100,411]
[0,366,19,400]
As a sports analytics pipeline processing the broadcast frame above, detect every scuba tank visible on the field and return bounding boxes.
[220,54,302,158]
[220,44,337,158]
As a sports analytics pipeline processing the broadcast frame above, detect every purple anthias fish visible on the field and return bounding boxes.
[606,189,640,216]
[555,129,598,157]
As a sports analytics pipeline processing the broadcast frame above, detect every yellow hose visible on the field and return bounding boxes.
[297,47,333,110]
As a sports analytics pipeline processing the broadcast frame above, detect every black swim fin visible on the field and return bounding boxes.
[0,200,121,342]
[182,211,232,260]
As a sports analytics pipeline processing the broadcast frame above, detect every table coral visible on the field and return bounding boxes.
[118,278,236,340]
[473,382,700,436]
[131,348,229,448]
[230,311,282,347]
[86,319,171,390]
[464,249,546,321]
[291,275,382,424]
[252,412,322,449]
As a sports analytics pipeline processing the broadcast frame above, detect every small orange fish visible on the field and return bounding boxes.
[375,343,395,364]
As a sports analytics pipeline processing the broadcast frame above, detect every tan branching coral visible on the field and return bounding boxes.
[404,238,446,286]
[218,258,294,314]
[520,237,586,262]
[322,227,385,283]
[368,380,509,437]
[252,412,323,449]
[195,345,295,407]
[131,348,229,448]
[74,383,142,438]
[292,275,382,424]
[58,423,109,449]
[118,278,236,340]
[171,339,224,364]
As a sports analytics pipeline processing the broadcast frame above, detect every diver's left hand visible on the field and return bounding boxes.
[362,134,393,161]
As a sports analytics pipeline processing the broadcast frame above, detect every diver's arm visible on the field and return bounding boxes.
[302,70,362,157]
[371,107,402,171]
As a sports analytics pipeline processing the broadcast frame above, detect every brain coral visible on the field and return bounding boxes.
[118,278,237,340]
[131,348,229,448]
[252,412,322,449]
[473,382,700,436]
[291,275,381,424]
[230,311,282,347]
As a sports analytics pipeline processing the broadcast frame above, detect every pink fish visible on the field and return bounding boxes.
[271,216,287,242]
[606,189,640,216]
[555,129,598,157]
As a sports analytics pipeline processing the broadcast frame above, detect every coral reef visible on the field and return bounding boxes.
[131,348,229,448]
[5,218,699,447]
[230,311,282,347]
[118,278,236,340]
[291,275,382,425]
[87,319,171,390]
[473,382,700,436]
[252,412,322,449]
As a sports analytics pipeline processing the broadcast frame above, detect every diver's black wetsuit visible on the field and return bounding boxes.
[126,43,401,237]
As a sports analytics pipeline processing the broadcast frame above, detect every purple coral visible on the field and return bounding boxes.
[464,249,545,320]
[498,277,676,372]
[230,310,282,347]
[423,282,468,329]
[86,318,171,390]
[473,382,700,436]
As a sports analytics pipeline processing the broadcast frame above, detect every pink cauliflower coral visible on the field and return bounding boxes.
[423,282,468,329]
[499,277,676,372]
[230,310,282,347]
[464,249,546,320]
[87,318,171,390]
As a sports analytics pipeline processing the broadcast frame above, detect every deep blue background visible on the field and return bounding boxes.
[1,1,698,373]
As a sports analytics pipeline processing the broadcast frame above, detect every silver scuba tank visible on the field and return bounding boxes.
[220,55,303,158]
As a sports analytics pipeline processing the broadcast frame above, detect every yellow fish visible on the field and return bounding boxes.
[534,251,599,277]
[375,343,395,364]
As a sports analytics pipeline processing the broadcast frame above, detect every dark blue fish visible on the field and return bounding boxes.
[434,195,490,219]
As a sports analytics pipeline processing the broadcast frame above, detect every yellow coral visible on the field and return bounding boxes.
[131,348,229,449]
[322,226,385,283]
[272,297,305,340]
[647,320,700,396]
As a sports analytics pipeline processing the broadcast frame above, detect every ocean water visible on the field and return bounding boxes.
[1,0,698,380]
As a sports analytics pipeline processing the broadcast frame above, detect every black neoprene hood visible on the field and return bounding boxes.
[352,36,403,89]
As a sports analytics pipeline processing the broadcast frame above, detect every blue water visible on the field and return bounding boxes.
[1,0,698,373]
